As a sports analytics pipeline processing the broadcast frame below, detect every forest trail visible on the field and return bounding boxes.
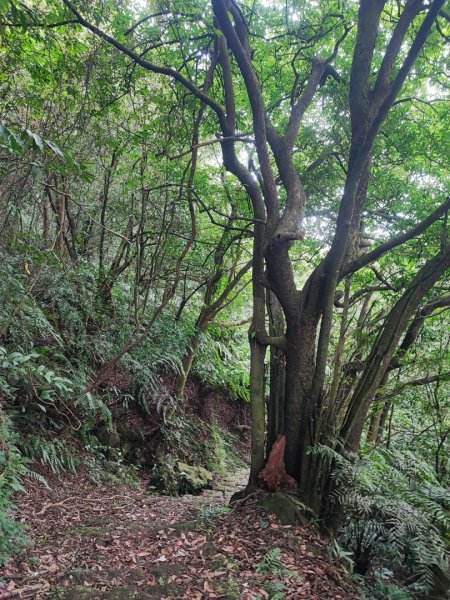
[205,468,249,504]
[0,470,360,600]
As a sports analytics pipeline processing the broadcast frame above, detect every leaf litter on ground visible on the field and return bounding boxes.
[0,469,360,599]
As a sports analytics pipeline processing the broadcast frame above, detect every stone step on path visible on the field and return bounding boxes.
[204,467,250,504]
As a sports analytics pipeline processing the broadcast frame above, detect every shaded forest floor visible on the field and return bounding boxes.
[1,471,361,600]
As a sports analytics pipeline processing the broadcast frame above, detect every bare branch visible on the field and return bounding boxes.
[342,196,450,277]
[377,372,450,402]
[124,11,196,36]
[393,293,450,362]
[43,182,131,243]
[0,19,79,28]
[256,333,287,352]
[213,317,251,328]
[168,135,255,160]
[209,260,252,314]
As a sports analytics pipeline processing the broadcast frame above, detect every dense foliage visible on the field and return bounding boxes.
[0,0,449,597]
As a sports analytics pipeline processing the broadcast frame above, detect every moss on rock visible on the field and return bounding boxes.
[262,492,308,525]
[176,462,213,493]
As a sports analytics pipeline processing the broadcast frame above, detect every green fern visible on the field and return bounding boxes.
[0,410,31,564]
[75,391,112,425]
[256,547,288,577]
[362,581,415,600]
[195,331,250,402]
[20,435,77,473]
[312,443,450,596]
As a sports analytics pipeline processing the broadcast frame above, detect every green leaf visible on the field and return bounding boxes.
[26,129,44,151]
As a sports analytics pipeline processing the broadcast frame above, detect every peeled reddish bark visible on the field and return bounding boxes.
[259,435,296,491]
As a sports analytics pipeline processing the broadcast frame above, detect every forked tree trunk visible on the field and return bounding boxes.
[64,0,449,520]
[283,313,321,504]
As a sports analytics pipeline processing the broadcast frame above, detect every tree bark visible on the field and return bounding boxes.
[266,290,286,455]
[62,0,449,516]
[342,245,450,452]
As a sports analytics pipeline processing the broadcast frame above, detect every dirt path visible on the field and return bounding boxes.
[205,468,249,504]
[0,471,360,600]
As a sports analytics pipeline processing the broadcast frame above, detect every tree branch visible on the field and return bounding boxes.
[373,0,424,103]
[342,196,450,276]
[0,19,79,28]
[212,0,279,222]
[209,260,252,314]
[349,0,386,127]
[370,0,447,136]
[168,135,255,160]
[124,11,196,36]
[284,56,328,151]
[377,372,450,402]
[256,333,287,352]
[61,0,227,129]
[392,293,450,365]
[213,317,251,328]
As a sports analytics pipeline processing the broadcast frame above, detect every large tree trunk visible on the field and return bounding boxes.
[65,0,449,520]
[283,315,321,508]
[266,291,285,455]
[248,222,267,487]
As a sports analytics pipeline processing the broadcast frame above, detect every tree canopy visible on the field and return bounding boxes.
[0,1,449,597]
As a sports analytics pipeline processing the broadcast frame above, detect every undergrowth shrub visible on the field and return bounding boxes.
[0,345,74,414]
[0,263,141,492]
[0,258,63,347]
[195,330,250,402]
[313,444,450,598]
[0,249,251,563]
[0,411,32,565]
[205,420,244,476]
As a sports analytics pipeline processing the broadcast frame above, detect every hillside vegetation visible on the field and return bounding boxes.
[1,1,449,598]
